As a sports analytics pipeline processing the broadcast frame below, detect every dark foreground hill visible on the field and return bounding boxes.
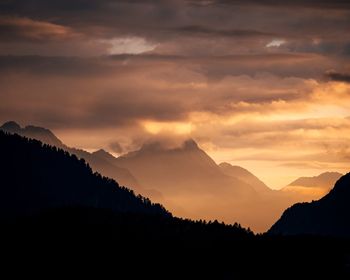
[0,121,143,192]
[269,173,350,237]
[0,130,168,218]
[1,131,350,278]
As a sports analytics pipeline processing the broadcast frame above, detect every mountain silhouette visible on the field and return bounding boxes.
[1,121,64,147]
[1,128,349,278]
[1,121,328,232]
[269,173,350,236]
[0,130,169,219]
[219,162,271,193]
[0,121,142,193]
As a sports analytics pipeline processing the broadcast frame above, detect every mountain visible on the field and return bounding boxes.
[1,121,64,147]
[116,139,255,195]
[282,172,343,199]
[0,130,169,219]
[114,139,274,230]
[1,132,347,280]
[285,172,343,189]
[114,139,315,232]
[1,121,271,231]
[0,121,309,232]
[0,121,142,193]
[269,172,350,236]
[219,162,271,193]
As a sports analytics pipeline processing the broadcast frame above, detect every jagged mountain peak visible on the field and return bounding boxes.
[1,121,21,131]
[182,139,198,150]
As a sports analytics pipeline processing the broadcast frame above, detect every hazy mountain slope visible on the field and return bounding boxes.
[219,162,271,193]
[114,140,284,230]
[282,172,343,199]
[269,173,350,236]
[286,172,343,189]
[116,139,255,196]
[0,121,141,192]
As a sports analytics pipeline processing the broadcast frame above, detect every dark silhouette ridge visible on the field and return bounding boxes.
[1,121,64,147]
[0,130,169,219]
[1,121,21,131]
[0,121,143,193]
[269,172,350,236]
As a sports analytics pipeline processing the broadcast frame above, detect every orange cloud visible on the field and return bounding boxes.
[0,16,78,41]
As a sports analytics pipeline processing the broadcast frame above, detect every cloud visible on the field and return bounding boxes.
[0,0,349,60]
[0,16,78,42]
[325,70,350,83]
[0,53,335,80]
[109,141,124,154]
[172,25,276,38]
[101,37,158,55]
[193,0,350,9]
[266,39,286,48]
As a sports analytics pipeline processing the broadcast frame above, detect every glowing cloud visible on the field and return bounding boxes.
[142,120,192,135]
[266,39,286,48]
[102,37,158,55]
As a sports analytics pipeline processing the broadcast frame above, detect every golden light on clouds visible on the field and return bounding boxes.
[142,120,192,135]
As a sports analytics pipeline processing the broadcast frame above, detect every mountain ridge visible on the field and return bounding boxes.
[0,130,169,219]
[269,172,350,236]
[219,162,271,193]
[0,121,142,193]
[286,172,343,188]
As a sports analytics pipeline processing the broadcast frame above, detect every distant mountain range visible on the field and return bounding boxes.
[1,120,342,232]
[3,130,349,278]
[269,173,350,236]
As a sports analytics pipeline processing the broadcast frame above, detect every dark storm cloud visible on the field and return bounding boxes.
[0,0,347,41]
[0,0,349,62]
[325,70,350,83]
[172,25,276,38]
[0,56,113,76]
[193,0,350,9]
[0,16,77,42]
[0,53,334,79]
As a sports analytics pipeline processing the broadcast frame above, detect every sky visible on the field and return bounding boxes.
[1,0,350,188]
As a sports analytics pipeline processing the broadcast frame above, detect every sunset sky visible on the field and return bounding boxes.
[1,0,350,188]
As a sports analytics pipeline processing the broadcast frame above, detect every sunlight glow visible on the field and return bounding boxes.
[102,36,158,54]
[142,120,192,135]
[266,39,286,48]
